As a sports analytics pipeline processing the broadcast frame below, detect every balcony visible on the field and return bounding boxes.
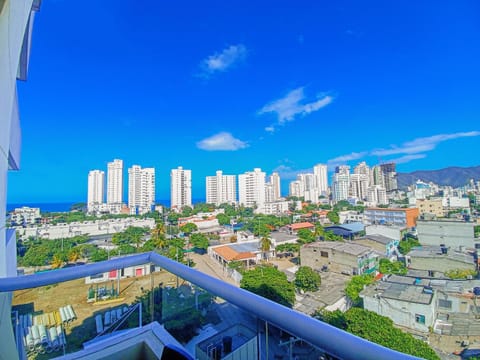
[1,252,420,360]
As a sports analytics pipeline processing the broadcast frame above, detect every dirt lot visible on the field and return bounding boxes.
[13,269,179,357]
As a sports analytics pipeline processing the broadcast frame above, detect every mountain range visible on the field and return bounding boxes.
[397,166,480,189]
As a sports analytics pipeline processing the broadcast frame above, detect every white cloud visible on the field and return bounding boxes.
[197,132,248,151]
[325,131,480,168]
[199,44,247,77]
[372,131,480,157]
[258,87,333,131]
[386,154,427,164]
[271,164,311,180]
[327,152,367,169]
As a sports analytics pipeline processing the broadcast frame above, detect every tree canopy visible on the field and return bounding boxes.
[379,259,407,275]
[297,229,316,244]
[345,274,374,306]
[240,265,295,308]
[315,308,439,360]
[295,266,321,291]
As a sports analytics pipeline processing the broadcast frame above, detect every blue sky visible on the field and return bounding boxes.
[8,0,480,203]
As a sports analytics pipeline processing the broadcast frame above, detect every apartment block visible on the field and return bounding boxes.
[107,159,124,205]
[238,168,265,208]
[363,207,419,228]
[128,165,155,215]
[170,166,192,209]
[206,170,237,206]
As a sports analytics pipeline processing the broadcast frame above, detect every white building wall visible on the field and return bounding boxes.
[238,168,265,207]
[206,171,236,205]
[269,172,281,200]
[171,166,192,209]
[107,159,123,204]
[314,164,328,195]
[1,1,40,359]
[87,170,105,211]
[363,292,436,333]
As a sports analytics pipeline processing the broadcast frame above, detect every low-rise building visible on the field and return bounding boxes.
[416,198,444,218]
[406,246,477,274]
[365,224,406,241]
[363,207,419,229]
[416,219,477,250]
[16,218,155,240]
[286,222,315,234]
[255,200,290,215]
[354,234,399,259]
[361,282,436,333]
[300,241,379,275]
[339,211,364,224]
[9,206,41,225]
[323,222,365,240]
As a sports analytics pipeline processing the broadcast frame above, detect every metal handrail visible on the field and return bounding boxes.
[0,251,421,360]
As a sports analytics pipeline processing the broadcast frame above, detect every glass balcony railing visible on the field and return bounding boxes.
[2,252,421,360]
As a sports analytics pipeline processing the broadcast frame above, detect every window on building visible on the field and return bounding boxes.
[320,251,329,258]
[438,299,452,309]
[415,314,426,324]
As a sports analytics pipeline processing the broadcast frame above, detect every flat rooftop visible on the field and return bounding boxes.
[362,282,433,305]
[304,241,372,257]
[408,246,475,265]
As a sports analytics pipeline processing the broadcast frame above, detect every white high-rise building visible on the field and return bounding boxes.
[87,170,105,212]
[171,166,192,209]
[367,185,388,206]
[350,173,369,200]
[128,165,155,215]
[206,170,237,206]
[268,172,281,200]
[289,180,304,198]
[238,168,266,208]
[332,166,350,202]
[107,159,123,204]
[314,164,328,195]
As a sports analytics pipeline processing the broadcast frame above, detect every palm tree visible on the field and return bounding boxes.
[51,254,64,269]
[151,222,167,250]
[260,235,272,262]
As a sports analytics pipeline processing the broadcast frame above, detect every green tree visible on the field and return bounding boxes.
[379,259,407,275]
[190,233,209,251]
[260,235,272,261]
[327,211,340,224]
[345,274,374,306]
[179,222,198,235]
[275,243,300,253]
[240,265,295,308]
[297,228,316,244]
[216,213,231,226]
[316,308,439,360]
[151,222,167,250]
[398,237,420,255]
[253,223,271,237]
[295,266,321,291]
[445,268,477,279]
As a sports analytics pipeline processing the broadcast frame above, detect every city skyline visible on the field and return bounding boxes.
[7,0,480,203]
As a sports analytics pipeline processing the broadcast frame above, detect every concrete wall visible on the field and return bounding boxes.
[363,293,436,333]
[417,221,475,250]
[365,225,403,241]
[300,245,358,274]
[409,256,475,273]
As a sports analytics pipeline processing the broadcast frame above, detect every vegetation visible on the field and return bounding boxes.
[445,268,477,280]
[240,265,295,307]
[379,259,407,275]
[315,308,439,360]
[297,228,316,244]
[295,266,321,291]
[260,235,272,261]
[275,243,300,253]
[345,274,374,306]
[398,237,420,255]
[179,222,198,235]
[475,225,480,239]
[326,211,340,224]
[189,233,209,251]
